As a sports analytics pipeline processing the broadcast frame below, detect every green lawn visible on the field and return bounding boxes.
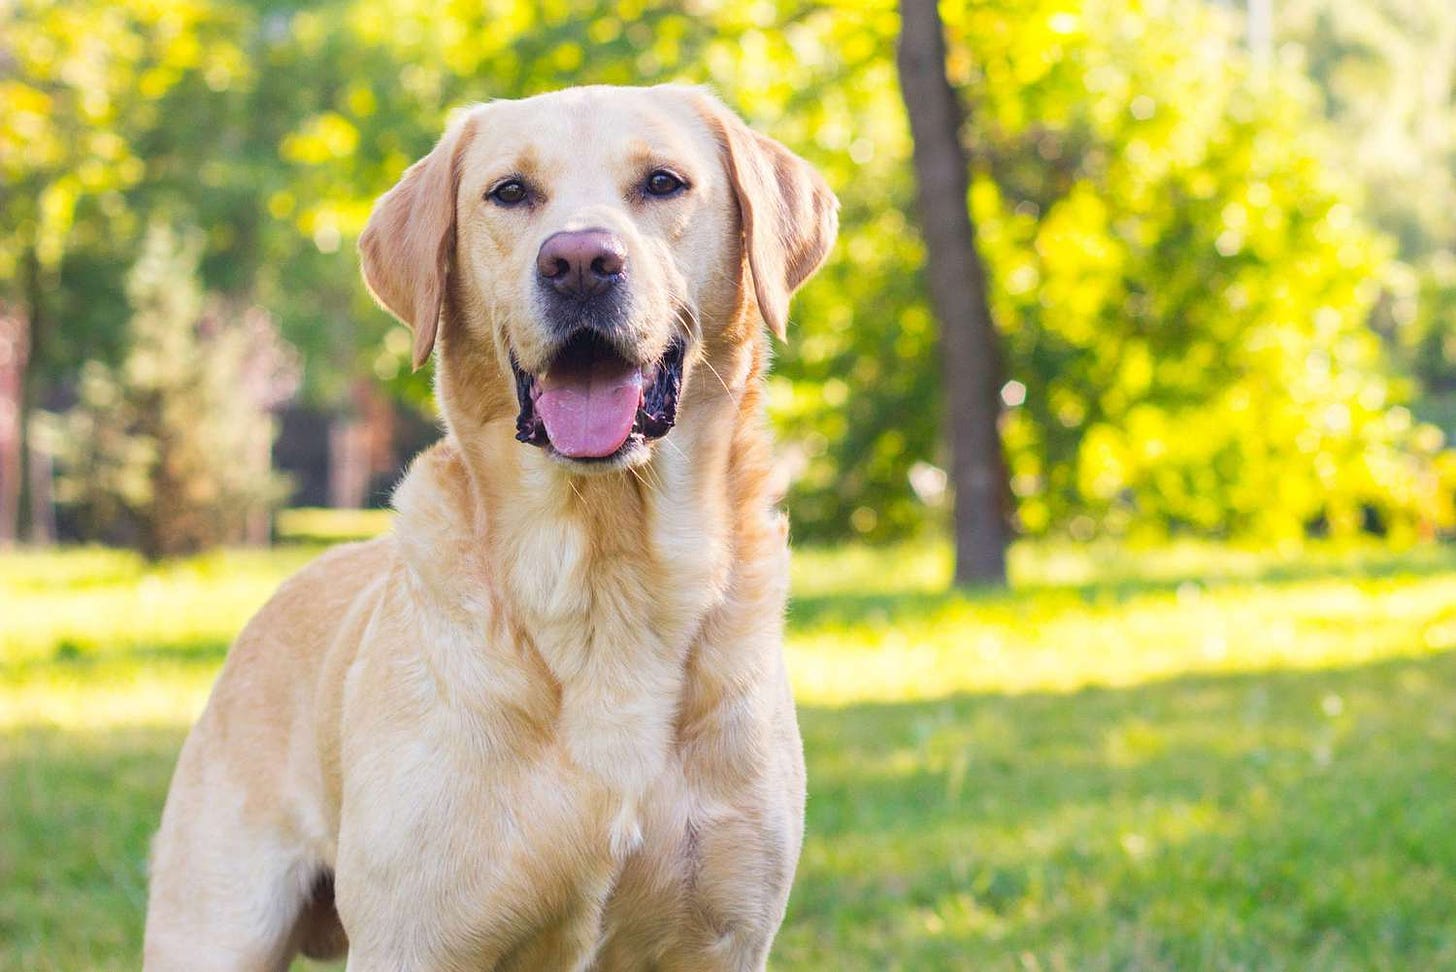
[5,531,1456,970]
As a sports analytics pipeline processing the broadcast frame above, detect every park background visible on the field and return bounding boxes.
[5,0,1456,968]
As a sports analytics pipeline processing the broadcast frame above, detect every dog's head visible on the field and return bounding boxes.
[359,85,837,471]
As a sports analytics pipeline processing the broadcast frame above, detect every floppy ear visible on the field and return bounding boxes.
[696,94,839,339]
[359,112,479,369]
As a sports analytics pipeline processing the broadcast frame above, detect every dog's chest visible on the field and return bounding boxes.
[370,447,795,965]
[372,588,760,967]
[497,492,725,785]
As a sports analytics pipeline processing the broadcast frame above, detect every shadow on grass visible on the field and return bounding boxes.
[6,653,1456,971]
[1,726,184,972]
[781,651,1456,970]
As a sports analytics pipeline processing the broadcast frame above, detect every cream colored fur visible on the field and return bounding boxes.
[142,84,838,971]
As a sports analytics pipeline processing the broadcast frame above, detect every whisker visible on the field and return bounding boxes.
[659,435,688,462]
[672,300,734,400]
[646,451,673,493]
[626,462,658,497]
[643,453,669,490]
[656,441,690,487]
[699,355,733,399]
[672,301,702,344]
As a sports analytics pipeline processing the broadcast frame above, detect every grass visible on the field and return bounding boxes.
[5,525,1456,969]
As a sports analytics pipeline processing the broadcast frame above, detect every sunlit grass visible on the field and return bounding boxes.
[274,507,394,545]
[789,540,1456,705]
[5,533,1456,969]
[2,545,331,731]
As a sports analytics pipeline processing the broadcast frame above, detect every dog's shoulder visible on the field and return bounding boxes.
[388,438,497,617]
[390,439,474,541]
[228,536,398,661]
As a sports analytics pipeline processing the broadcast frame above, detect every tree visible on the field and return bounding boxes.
[1277,0,1456,405]
[0,0,247,541]
[897,0,1010,585]
[49,225,296,558]
[11,0,1453,551]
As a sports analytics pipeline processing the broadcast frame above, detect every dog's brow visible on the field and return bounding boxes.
[495,146,544,185]
[626,140,657,167]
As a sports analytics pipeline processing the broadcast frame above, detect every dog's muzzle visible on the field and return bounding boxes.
[513,332,685,461]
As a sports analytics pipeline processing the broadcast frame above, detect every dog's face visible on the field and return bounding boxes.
[456,89,734,466]
[360,85,837,471]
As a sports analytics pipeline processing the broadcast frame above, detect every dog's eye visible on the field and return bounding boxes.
[644,170,686,198]
[489,179,530,206]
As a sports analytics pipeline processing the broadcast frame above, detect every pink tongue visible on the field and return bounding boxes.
[536,358,644,459]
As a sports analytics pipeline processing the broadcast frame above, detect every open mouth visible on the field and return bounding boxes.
[513,332,685,461]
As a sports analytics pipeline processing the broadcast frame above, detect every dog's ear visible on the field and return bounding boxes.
[359,111,479,370]
[693,92,839,340]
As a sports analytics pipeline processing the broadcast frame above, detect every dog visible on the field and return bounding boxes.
[142,84,838,971]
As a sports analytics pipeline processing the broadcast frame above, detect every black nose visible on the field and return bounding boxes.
[536,229,626,299]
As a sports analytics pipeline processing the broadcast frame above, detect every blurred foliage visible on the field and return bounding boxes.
[1276,0,1456,401]
[39,225,295,558]
[949,0,1455,542]
[4,0,1455,543]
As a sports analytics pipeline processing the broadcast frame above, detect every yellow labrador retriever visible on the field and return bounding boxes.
[143,84,837,971]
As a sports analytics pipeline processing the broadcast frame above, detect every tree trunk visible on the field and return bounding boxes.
[27,433,54,543]
[0,308,25,547]
[896,0,1010,586]
[17,247,54,546]
[328,412,370,509]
